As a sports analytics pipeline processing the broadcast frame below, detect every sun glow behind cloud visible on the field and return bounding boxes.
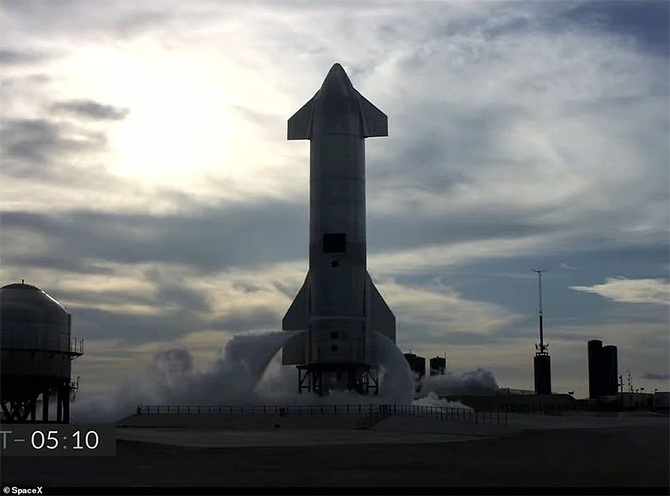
[110,65,231,183]
[60,45,232,184]
[44,38,299,198]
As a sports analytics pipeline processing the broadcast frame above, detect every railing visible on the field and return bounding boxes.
[70,337,84,356]
[388,404,508,427]
[354,409,393,429]
[136,403,508,427]
[0,332,84,356]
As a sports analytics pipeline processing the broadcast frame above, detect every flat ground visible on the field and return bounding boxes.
[1,412,668,489]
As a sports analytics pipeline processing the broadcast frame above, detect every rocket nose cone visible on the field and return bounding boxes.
[321,63,353,93]
[329,63,345,73]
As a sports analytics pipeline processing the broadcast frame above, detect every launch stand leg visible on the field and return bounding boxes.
[296,364,379,396]
[2,400,32,422]
[297,366,321,394]
[365,369,380,396]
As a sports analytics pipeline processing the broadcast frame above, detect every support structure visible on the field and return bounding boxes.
[0,339,83,423]
[297,363,378,396]
[0,378,79,423]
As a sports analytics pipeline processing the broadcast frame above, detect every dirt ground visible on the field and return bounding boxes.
[1,422,668,489]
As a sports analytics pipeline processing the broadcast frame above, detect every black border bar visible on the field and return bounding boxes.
[26,486,670,496]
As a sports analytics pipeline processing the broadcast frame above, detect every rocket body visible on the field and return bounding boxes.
[282,64,395,393]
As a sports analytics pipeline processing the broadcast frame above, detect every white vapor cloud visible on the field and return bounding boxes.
[570,277,670,305]
[421,369,500,397]
[72,330,414,422]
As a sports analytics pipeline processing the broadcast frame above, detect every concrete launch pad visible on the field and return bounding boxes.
[2,410,667,489]
[110,409,667,448]
[114,426,493,449]
[112,409,513,448]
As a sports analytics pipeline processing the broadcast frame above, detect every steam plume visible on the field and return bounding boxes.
[72,330,414,422]
[420,368,499,397]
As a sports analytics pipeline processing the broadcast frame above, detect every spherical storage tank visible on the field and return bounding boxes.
[0,282,83,422]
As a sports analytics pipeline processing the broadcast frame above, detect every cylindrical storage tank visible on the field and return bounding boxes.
[602,345,618,396]
[533,354,551,395]
[429,356,446,376]
[588,339,603,399]
[0,282,81,422]
[416,356,426,379]
[403,353,425,378]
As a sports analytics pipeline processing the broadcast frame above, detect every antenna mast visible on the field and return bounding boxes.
[532,268,548,354]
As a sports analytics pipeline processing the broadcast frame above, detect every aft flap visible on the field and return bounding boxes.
[358,93,388,138]
[287,95,316,140]
[366,272,396,343]
[282,273,310,330]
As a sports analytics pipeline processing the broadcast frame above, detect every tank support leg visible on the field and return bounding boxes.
[42,390,49,422]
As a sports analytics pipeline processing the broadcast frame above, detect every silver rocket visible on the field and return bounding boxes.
[281,63,395,395]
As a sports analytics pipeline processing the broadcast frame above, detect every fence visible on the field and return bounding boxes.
[136,403,508,427]
[501,402,566,415]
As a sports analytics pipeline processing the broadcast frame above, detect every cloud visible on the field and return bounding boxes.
[0,198,574,279]
[380,281,523,347]
[421,368,500,397]
[559,262,583,270]
[0,203,307,273]
[555,1,669,57]
[72,329,414,421]
[52,99,130,120]
[412,392,472,411]
[642,372,670,381]
[570,277,670,305]
[0,118,107,178]
[0,1,177,40]
[0,48,50,65]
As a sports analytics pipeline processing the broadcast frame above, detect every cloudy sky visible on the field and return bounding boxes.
[1,0,668,400]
